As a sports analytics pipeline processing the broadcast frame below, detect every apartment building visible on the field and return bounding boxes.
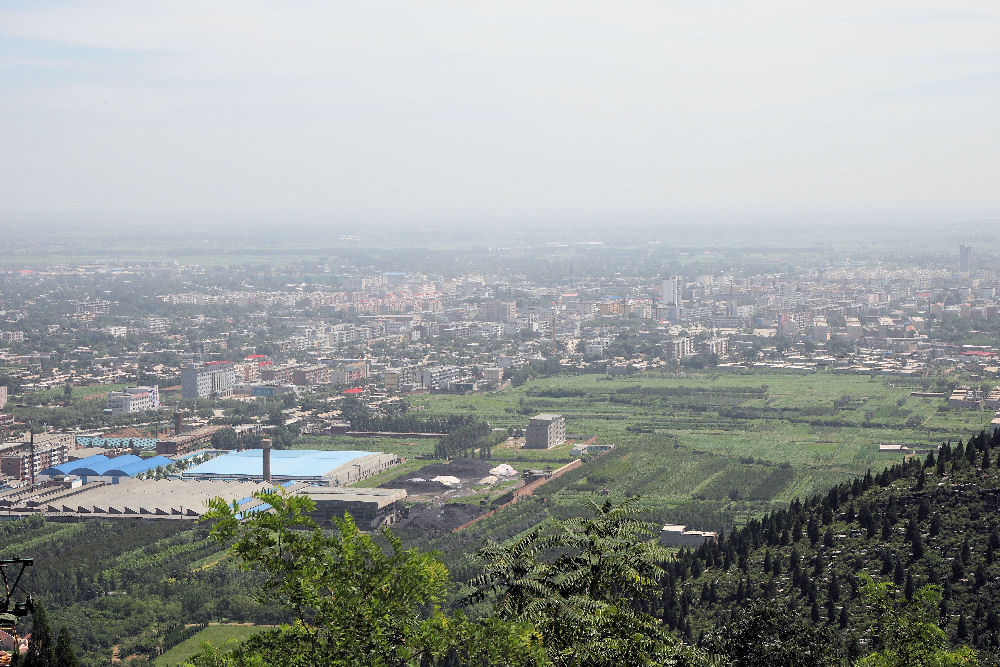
[105,386,160,416]
[525,414,566,449]
[181,362,237,399]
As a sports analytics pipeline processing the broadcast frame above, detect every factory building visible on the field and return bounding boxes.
[40,454,174,483]
[525,414,566,449]
[17,478,278,518]
[302,487,407,529]
[659,524,718,548]
[157,425,225,456]
[182,449,399,485]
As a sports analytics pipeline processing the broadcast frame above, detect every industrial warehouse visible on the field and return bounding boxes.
[182,448,399,485]
[0,435,406,526]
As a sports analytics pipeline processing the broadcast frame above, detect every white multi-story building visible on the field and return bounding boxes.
[106,386,160,416]
[181,362,237,399]
[661,276,682,307]
[417,365,462,390]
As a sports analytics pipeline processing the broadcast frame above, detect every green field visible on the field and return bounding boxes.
[399,370,994,552]
[154,625,267,666]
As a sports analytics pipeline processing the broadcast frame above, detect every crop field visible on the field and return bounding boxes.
[401,370,995,564]
[154,625,267,666]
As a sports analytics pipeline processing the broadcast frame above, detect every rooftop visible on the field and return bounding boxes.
[183,448,379,479]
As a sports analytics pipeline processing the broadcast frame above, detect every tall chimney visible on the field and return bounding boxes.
[29,430,35,487]
[262,438,272,483]
[173,411,183,436]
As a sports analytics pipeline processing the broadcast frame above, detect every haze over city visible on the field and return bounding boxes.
[2,1,999,222]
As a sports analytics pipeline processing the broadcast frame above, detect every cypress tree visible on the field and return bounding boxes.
[24,602,55,667]
[930,514,942,537]
[808,517,820,546]
[912,531,924,560]
[53,627,77,667]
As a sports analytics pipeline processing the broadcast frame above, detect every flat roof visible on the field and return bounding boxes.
[303,487,407,505]
[183,449,380,479]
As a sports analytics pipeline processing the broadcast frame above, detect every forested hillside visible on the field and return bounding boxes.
[665,428,1000,661]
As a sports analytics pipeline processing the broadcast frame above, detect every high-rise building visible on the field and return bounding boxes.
[181,362,236,399]
[479,300,517,322]
[661,276,681,307]
[960,245,973,273]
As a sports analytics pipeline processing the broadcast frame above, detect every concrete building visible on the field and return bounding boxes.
[418,365,462,390]
[525,414,566,449]
[156,425,224,456]
[480,300,517,323]
[181,362,236,399]
[960,244,973,273]
[330,361,369,386]
[0,441,69,481]
[698,337,730,357]
[302,487,407,529]
[105,386,160,416]
[482,367,503,386]
[659,524,718,547]
[664,337,694,361]
[291,365,330,386]
[15,478,277,519]
[662,276,682,307]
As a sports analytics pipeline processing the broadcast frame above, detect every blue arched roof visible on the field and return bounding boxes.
[41,454,111,477]
[104,456,173,477]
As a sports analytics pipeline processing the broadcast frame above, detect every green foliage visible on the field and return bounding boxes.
[53,626,78,667]
[706,599,844,666]
[196,490,492,666]
[23,602,54,667]
[466,497,709,666]
[856,576,977,666]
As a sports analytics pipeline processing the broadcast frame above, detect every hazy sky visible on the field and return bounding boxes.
[1,1,998,221]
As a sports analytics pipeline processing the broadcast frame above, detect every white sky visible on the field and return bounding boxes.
[1,1,998,222]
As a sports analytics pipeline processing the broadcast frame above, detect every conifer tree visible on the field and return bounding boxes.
[53,627,77,667]
[24,602,54,667]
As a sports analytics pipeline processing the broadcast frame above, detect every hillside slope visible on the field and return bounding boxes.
[662,429,1000,661]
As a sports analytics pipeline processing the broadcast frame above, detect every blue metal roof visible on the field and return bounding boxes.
[104,456,173,477]
[183,449,377,480]
[65,454,143,476]
[41,454,112,476]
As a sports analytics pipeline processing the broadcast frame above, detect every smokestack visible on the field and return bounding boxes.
[29,430,35,487]
[173,412,183,436]
[262,438,272,483]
